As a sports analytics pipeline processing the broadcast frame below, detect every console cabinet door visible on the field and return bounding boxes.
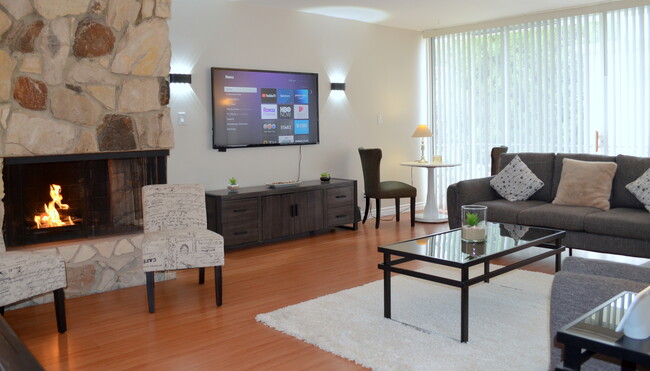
[262,190,324,239]
[262,194,294,240]
[293,190,324,234]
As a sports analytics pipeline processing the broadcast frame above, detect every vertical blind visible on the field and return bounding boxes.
[431,6,650,212]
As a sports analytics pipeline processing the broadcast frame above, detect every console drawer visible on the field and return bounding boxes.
[327,205,354,227]
[221,199,259,245]
[326,186,354,207]
[221,199,258,223]
[221,222,259,245]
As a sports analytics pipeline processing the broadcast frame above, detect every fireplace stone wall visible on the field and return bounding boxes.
[0,0,175,302]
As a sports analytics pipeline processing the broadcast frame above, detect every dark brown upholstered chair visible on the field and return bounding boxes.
[358,148,417,228]
[490,146,508,175]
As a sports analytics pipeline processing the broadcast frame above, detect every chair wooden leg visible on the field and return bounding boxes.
[199,267,205,284]
[375,198,381,229]
[146,272,155,313]
[410,197,416,227]
[214,266,223,307]
[362,197,370,224]
[53,288,67,333]
[395,198,401,222]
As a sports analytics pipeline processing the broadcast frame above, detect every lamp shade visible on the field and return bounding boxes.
[412,124,432,138]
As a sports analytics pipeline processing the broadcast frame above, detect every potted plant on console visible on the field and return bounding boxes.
[320,172,331,182]
[228,177,239,192]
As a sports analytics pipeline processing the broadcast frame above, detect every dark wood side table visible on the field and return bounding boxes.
[556,291,650,370]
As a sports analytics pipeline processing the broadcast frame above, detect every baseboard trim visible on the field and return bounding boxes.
[361,201,427,218]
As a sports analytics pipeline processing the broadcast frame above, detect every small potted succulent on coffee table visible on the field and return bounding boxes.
[461,205,487,242]
[320,172,331,182]
[227,177,239,191]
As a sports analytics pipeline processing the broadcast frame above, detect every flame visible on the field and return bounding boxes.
[34,184,75,229]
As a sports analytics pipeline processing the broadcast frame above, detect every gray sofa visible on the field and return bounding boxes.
[550,257,650,370]
[447,153,650,258]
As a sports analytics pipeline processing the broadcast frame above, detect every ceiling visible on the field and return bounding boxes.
[230,0,621,31]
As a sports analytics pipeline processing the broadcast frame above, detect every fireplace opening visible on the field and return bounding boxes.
[3,151,168,247]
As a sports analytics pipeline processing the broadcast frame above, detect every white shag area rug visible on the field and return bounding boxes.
[256,266,553,370]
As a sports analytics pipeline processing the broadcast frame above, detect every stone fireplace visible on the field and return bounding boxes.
[0,0,175,306]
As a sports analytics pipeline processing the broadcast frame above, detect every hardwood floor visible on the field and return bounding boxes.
[4,216,646,370]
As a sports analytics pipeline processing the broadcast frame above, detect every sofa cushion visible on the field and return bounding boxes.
[584,207,650,240]
[563,256,650,283]
[475,199,546,225]
[551,153,616,199]
[562,231,650,258]
[490,155,544,201]
[612,154,650,209]
[517,203,602,231]
[625,168,650,212]
[552,158,617,210]
[499,153,555,202]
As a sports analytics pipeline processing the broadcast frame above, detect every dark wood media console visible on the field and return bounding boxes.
[206,179,357,249]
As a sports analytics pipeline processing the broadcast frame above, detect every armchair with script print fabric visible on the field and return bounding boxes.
[141,184,224,313]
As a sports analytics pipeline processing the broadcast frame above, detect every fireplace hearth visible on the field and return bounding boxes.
[3,151,167,247]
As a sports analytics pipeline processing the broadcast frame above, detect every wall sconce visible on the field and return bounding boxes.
[169,73,192,84]
[330,82,346,91]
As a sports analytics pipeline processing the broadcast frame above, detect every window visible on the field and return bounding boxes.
[430,6,650,211]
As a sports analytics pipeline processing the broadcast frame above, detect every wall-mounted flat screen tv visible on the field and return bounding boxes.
[211,67,319,151]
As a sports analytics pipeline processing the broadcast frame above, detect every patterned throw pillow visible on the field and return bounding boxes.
[626,168,650,212]
[490,155,544,201]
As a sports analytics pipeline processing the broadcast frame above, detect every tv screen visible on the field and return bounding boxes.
[211,67,319,150]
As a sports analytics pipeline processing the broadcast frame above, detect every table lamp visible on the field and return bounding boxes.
[412,124,432,163]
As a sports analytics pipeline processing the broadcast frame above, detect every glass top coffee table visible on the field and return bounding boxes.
[378,222,565,342]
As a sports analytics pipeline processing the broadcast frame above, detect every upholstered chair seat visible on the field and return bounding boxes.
[0,251,67,333]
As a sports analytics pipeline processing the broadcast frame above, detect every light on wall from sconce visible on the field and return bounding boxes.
[169,73,192,84]
[331,82,346,91]
[412,124,433,163]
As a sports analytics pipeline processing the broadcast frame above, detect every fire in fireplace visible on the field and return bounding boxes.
[33,184,79,229]
[3,151,168,247]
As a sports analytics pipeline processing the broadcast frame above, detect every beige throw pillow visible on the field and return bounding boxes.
[552,158,618,210]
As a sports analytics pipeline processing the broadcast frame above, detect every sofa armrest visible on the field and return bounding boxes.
[447,177,499,229]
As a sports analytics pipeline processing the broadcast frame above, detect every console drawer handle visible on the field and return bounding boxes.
[335,195,346,199]
[234,231,248,235]
[336,214,347,218]
[233,209,247,213]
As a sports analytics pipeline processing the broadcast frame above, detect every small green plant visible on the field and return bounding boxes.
[320,172,330,178]
[229,177,237,185]
[465,212,480,227]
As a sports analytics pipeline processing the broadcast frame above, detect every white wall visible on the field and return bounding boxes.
[168,0,428,209]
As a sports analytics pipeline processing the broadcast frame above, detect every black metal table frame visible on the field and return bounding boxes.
[378,231,565,343]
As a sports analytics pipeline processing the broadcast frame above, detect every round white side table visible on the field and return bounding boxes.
[400,162,461,223]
